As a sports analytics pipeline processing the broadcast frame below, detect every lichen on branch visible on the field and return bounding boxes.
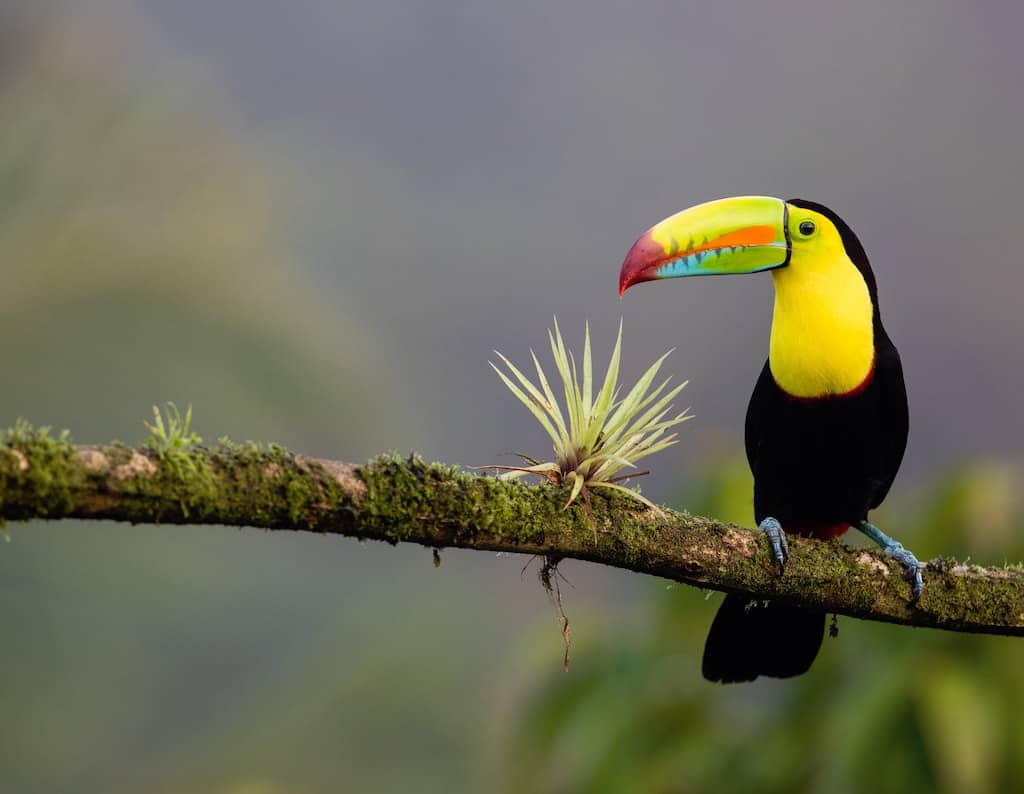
[0,422,1022,637]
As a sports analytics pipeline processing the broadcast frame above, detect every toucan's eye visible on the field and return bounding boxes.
[798,220,816,237]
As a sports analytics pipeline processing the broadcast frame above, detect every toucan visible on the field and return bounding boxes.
[618,196,923,683]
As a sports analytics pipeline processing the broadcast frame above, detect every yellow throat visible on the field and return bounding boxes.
[768,248,875,399]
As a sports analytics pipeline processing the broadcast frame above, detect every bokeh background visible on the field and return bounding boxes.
[2,2,1024,792]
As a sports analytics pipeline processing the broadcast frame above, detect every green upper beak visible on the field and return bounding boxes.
[618,195,791,296]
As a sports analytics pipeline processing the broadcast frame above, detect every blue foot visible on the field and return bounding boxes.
[857,520,924,602]
[759,517,789,574]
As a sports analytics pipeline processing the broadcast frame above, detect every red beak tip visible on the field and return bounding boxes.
[618,231,663,298]
[618,275,633,298]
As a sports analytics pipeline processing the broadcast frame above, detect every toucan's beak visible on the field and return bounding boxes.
[618,196,791,296]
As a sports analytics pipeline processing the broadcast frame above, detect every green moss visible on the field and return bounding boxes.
[0,420,80,519]
[139,444,326,527]
[613,523,650,564]
[353,454,680,561]
[930,555,962,574]
[201,443,346,531]
[98,443,136,466]
[161,450,216,520]
[357,454,588,546]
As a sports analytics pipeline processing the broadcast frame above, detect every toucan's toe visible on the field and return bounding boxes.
[758,517,789,574]
[855,521,923,603]
[887,545,924,602]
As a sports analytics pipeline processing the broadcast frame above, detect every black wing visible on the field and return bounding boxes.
[869,338,909,509]
[744,359,775,475]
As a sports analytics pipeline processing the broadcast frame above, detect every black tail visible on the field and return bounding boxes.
[702,595,825,683]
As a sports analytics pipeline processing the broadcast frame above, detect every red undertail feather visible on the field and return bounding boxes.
[796,522,851,540]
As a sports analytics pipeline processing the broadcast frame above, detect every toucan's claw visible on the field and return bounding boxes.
[759,517,789,574]
[887,545,924,602]
[857,520,923,603]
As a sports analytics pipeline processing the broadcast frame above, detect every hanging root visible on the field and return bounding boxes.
[539,555,573,672]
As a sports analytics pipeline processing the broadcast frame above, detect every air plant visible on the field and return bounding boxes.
[490,319,691,510]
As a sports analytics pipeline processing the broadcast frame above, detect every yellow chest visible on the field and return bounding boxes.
[768,259,875,398]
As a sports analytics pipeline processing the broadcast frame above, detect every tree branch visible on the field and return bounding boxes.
[1,428,1022,636]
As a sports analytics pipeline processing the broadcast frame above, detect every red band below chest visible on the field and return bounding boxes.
[779,355,877,402]
[793,522,851,540]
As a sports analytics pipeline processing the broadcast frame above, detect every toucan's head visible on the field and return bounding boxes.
[619,196,883,398]
[618,195,875,299]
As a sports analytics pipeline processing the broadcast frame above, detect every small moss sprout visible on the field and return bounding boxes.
[144,403,201,454]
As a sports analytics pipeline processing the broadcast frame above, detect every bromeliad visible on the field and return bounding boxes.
[490,319,691,511]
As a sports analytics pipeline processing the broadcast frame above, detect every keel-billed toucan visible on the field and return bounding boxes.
[618,196,923,683]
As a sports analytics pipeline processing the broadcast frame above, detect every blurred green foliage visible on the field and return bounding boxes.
[499,458,1024,794]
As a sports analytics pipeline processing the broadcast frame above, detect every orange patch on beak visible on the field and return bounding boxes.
[674,225,779,257]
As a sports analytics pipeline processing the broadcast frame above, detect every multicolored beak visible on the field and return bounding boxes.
[618,196,791,296]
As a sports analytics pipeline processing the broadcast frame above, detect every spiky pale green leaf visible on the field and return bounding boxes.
[619,383,690,442]
[564,471,587,510]
[568,348,584,438]
[601,383,684,449]
[530,350,570,449]
[592,319,623,422]
[589,480,664,512]
[489,362,562,448]
[493,461,562,481]
[579,328,624,452]
[492,351,554,415]
[602,349,675,440]
[549,320,579,441]
[582,321,593,424]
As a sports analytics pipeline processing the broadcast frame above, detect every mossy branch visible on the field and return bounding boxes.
[1,426,1022,636]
